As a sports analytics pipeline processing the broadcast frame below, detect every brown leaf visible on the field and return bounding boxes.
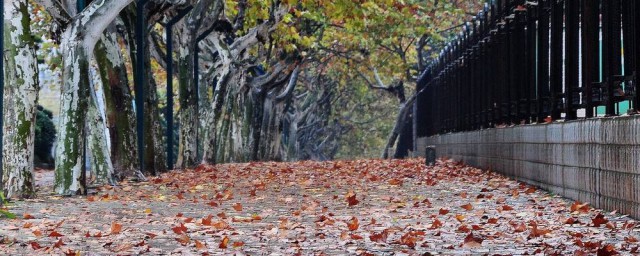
[219,236,229,249]
[53,239,65,248]
[30,241,42,250]
[345,190,360,206]
[524,187,536,194]
[202,214,213,226]
[232,241,245,247]
[176,234,190,246]
[388,178,403,186]
[430,218,443,229]
[398,231,420,248]
[461,203,473,211]
[23,222,33,228]
[171,223,188,234]
[48,231,64,237]
[232,203,243,212]
[596,244,618,256]
[195,240,206,250]
[502,205,514,211]
[487,218,498,224]
[592,214,609,227]
[32,230,43,237]
[347,217,359,231]
[462,233,483,248]
[439,208,450,215]
[571,201,590,213]
[369,229,389,243]
[111,222,123,234]
[23,213,34,219]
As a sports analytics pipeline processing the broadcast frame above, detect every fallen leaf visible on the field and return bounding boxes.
[195,240,206,250]
[176,234,190,246]
[369,229,389,243]
[439,208,450,215]
[345,190,359,206]
[48,231,64,237]
[232,203,243,212]
[111,222,123,234]
[462,233,483,248]
[219,236,229,249]
[347,217,359,231]
[461,203,473,211]
[592,214,608,227]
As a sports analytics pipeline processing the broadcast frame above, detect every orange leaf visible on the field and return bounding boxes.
[461,203,473,211]
[347,217,359,231]
[111,222,123,234]
[369,229,389,243]
[455,214,465,222]
[487,218,498,224]
[502,205,514,211]
[232,241,245,247]
[195,240,206,250]
[171,223,188,234]
[439,208,449,215]
[176,234,190,246]
[388,178,403,186]
[202,214,213,226]
[430,218,443,229]
[23,213,34,219]
[219,236,229,249]
[23,222,33,228]
[232,203,243,212]
[32,230,42,237]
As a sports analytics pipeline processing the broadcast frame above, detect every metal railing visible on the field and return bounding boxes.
[416,0,639,137]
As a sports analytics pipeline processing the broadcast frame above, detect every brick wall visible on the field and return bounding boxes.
[417,116,640,218]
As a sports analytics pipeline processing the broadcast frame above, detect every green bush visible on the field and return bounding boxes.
[34,105,56,165]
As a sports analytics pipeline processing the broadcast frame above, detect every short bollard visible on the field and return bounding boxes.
[425,146,436,166]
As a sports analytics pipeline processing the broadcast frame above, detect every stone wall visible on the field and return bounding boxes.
[417,116,640,218]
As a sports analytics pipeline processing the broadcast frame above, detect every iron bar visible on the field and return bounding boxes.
[565,0,579,119]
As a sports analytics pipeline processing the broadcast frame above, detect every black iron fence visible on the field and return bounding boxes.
[416,0,640,137]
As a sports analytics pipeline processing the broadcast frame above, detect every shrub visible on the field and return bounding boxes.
[34,105,56,165]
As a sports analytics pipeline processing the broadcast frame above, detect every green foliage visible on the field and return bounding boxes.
[34,105,56,165]
[0,193,16,219]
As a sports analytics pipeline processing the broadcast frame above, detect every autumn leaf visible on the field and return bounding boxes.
[145,232,157,239]
[502,205,514,211]
[23,213,34,219]
[202,214,213,226]
[111,222,123,234]
[32,230,43,237]
[455,214,465,222]
[23,222,33,228]
[233,241,245,247]
[596,244,618,256]
[347,217,359,231]
[487,218,499,224]
[592,214,609,227]
[397,231,420,248]
[48,231,64,237]
[462,233,483,248]
[571,201,590,213]
[219,236,230,249]
[345,190,359,206]
[30,241,42,250]
[171,223,188,234]
[439,208,449,215]
[430,218,443,229]
[176,234,190,246]
[388,178,403,186]
[195,240,206,250]
[232,203,243,212]
[369,229,389,243]
[53,238,65,248]
[461,203,473,211]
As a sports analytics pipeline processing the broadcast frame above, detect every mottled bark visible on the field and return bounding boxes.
[54,0,134,195]
[94,25,138,180]
[1,0,39,198]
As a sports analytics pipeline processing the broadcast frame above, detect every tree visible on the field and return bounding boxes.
[1,0,41,198]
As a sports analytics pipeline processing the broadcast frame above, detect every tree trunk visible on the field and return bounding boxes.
[94,25,138,180]
[1,0,39,198]
[175,41,198,168]
[86,92,115,185]
[54,0,134,195]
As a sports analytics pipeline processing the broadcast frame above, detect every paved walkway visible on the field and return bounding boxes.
[0,159,638,255]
